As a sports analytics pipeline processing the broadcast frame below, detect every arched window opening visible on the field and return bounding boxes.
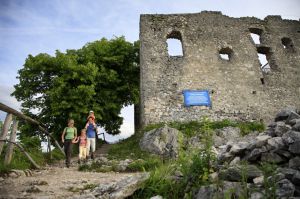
[166,31,183,57]
[257,46,271,73]
[167,39,183,56]
[257,53,270,73]
[219,47,233,61]
[281,37,294,50]
[249,28,263,45]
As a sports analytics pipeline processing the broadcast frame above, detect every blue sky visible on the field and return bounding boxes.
[0,0,299,141]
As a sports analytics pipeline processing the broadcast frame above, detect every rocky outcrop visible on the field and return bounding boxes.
[139,125,181,158]
[195,108,300,199]
[76,172,150,199]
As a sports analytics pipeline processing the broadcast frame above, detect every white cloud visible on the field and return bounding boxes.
[0,85,20,110]
[0,85,21,121]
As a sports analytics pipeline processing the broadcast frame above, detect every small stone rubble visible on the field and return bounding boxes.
[195,107,300,199]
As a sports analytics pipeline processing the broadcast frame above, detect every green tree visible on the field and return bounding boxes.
[12,37,139,141]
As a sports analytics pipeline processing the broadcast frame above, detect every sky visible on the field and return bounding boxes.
[0,0,299,142]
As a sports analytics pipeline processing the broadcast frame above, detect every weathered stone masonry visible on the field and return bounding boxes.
[139,11,300,127]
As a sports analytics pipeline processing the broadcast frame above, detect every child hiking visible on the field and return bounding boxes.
[85,114,97,159]
[61,119,77,168]
[73,129,87,164]
[87,110,95,121]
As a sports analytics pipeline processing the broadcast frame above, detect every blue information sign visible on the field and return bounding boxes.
[183,90,211,107]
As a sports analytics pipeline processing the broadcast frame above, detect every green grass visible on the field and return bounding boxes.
[131,162,180,198]
[127,158,162,172]
[169,119,265,138]
[108,131,158,161]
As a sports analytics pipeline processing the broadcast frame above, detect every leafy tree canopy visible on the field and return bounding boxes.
[12,37,139,141]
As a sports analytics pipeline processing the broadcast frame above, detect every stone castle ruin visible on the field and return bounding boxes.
[139,11,300,127]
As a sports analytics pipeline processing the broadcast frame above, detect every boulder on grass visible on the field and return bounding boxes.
[139,125,181,158]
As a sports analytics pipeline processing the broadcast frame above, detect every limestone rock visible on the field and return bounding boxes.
[278,168,299,181]
[215,127,241,142]
[275,107,298,122]
[275,149,292,159]
[217,152,233,164]
[292,122,300,131]
[116,159,133,172]
[282,130,300,145]
[220,165,263,182]
[292,171,300,186]
[250,192,264,199]
[255,135,271,147]
[222,181,243,198]
[194,185,218,199]
[140,125,181,158]
[229,156,241,165]
[187,136,203,149]
[289,156,300,170]
[253,176,264,184]
[261,152,285,163]
[246,147,267,162]
[274,121,291,136]
[276,179,295,198]
[92,173,150,199]
[289,140,300,155]
[267,137,285,150]
[286,111,300,125]
[229,142,249,155]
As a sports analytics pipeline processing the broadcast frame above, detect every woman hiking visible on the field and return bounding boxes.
[61,119,77,168]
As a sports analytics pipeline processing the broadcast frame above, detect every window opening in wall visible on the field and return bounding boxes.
[281,37,294,50]
[167,30,183,57]
[257,46,273,74]
[219,47,232,61]
[250,33,261,44]
[220,53,229,60]
[257,53,270,73]
[167,38,183,56]
[249,28,263,45]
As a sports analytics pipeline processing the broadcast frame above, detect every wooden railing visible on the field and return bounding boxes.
[0,102,65,169]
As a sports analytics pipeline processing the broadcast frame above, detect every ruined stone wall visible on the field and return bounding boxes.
[139,11,300,127]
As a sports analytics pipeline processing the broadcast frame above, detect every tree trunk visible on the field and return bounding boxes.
[0,139,40,169]
[47,135,52,160]
[4,119,18,165]
[0,113,13,155]
[0,102,65,156]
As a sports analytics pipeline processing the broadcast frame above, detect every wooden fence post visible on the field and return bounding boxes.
[0,103,65,156]
[0,113,13,155]
[4,119,19,165]
[0,139,40,169]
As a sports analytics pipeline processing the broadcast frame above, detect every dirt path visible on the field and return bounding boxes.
[0,144,142,199]
[52,143,112,168]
